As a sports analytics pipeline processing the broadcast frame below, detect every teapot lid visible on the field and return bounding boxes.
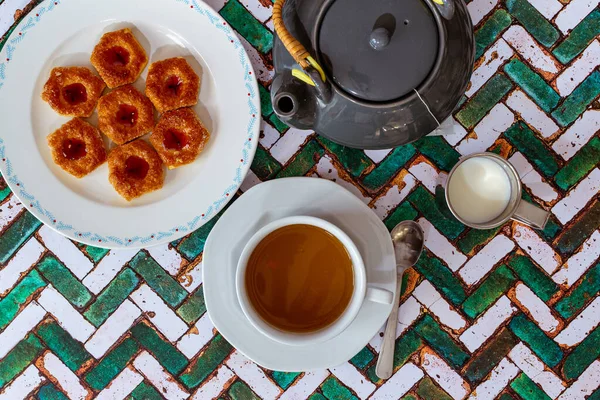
[317,0,439,102]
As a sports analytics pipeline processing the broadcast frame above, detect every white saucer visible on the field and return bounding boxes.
[203,177,397,371]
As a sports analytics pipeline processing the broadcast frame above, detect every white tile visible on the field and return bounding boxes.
[508,153,558,203]
[439,117,469,146]
[421,349,470,400]
[369,296,422,352]
[408,159,448,194]
[259,119,281,149]
[37,352,90,400]
[552,169,600,224]
[0,365,45,400]
[555,297,600,347]
[0,238,44,296]
[134,351,190,400]
[85,300,141,358]
[37,286,95,342]
[555,0,600,34]
[555,40,600,96]
[413,280,441,308]
[370,172,416,219]
[370,362,424,400]
[191,365,235,400]
[330,362,376,399]
[270,128,312,164]
[0,194,23,231]
[265,18,274,33]
[457,104,515,155]
[146,244,185,276]
[459,235,515,285]
[279,370,330,400]
[513,283,560,334]
[226,351,282,400]
[467,0,499,25]
[552,110,600,160]
[0,301,45,358]
[558,360,600,400]
[528,0,563,18]
[460,296,517,352]
[430,298,468,332]
[364,149,392,163]
[203,0,226,11]
[96,367,144,400]
[466,39,514,97]
[314,156,371,204]
[177,313,216,359]
[509,343,566,399]
[38,226,93,279]
[240,169,262,193]
[418,218,467,271]
[82,250,139,294]
[503,26,560,77]
[240,0,271,22]
[180,261,203,293]
[513,224,562,275]
[130,285,188,342]
[467,358,519,400]
[505,90,560,138]
[237,34,273,86]
[553,231,600,287]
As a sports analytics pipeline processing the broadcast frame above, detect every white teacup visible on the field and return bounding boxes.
[236,216,393,346]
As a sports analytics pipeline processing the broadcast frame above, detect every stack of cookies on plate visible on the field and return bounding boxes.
[42,28,210,201]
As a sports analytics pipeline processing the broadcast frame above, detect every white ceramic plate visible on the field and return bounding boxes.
[0,0,259,248]
[203,177,397,371]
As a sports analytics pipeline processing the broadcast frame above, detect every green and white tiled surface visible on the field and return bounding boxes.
[0,0,599,398]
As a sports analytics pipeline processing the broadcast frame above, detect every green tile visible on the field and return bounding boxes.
[415,249,466,305]
[499,393,517,400]
[412,136,461,172]
[553,9,600,64]
[555,138,600,190]
[366,364,382,385]
[251,145,282,180]
[37,384,69,400]
[129,251,187,307]
[317,136,373,177]
[0,334,44,387]
[458,226,502,254]
[589,388,600,400]
[556,262,600,319]
[539,215,561,242]
[402,396,418,400]
[415,315,469,368]
[309,393,327,400]
[394,330,423,369]
[269,113,289,133]
[177,286,206,324]
[509,314,563,368]
[504,122,560,177]
[259,84,273,117]
[464,328,518,383]
[219,0,273,54]
[0,269,46,330]
[505,0,559,47]
[562,326,600,380]
[229,380,261,400]
[37,256,92,308]
[84,245,109,263]
[455,74,512,129]
[508,255,559,302]
[349,346,374,370]
[84,337,139,391]
[130,381,164,400]
[180,334,233,389]
[408,186,465,240]
[511,373,551,400]
[321,376,358,400]
[474,9,512,59]
[417,376,452,400]
[0,185,11,203]
[84,268,139,327]
[556,201,600,255]
[276,139,325,178]
[130,322,188,375]
[384,201,418,232]
[504,59,560,112]
[362,146,416,191]
[271,371,301,390]
[35,320,92,372]
[463,265,516,318]
[552,71,600,126]
[0,211,42,263]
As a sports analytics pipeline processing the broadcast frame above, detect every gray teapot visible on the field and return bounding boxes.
[271,0,475,149]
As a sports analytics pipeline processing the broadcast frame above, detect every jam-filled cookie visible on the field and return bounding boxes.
[47,118,107,178]
[98,85,155,145]
[91,28,148,88]
[149,108,210,169]
[108,140,164,201]
[41,67,106,117]
[145,57,200,113]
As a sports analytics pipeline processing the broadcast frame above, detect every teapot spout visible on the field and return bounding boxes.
[271,72,317,130]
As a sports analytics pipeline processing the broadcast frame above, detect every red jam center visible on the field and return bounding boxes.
[163,129,189,150]
[125,156,149,180]
[165,75,183,96]
[116,104,138,126]
[61,138,87,160]
[105,46,130,67]
[62,83,87,105]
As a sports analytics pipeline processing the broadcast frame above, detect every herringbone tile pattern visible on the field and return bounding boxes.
[0,0,599,398]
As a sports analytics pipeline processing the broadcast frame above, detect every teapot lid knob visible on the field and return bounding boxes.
[369,27,390,50]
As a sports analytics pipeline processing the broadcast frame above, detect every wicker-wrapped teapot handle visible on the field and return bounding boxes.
[273,0,311,69]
